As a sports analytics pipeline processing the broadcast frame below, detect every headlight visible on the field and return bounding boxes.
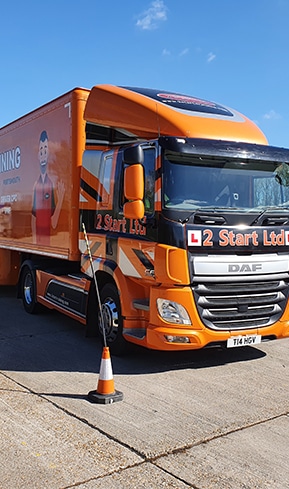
[157,298,191,325]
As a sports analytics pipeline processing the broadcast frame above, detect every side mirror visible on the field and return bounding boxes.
[123,164,145,220]
[123,145,144,165]
[124,164,144,200]
[123,200,145,220]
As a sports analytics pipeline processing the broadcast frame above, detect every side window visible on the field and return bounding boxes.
[81,149,114,209]
[143,148,155,214]
[101,153,113,206]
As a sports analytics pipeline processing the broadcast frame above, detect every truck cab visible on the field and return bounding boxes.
[80,125,289,353]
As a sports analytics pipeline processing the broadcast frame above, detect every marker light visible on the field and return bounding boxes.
[164,335,190,343]
[157,299,191,325]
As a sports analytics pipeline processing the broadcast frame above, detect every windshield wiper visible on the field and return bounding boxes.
[180,205,289,226]
[251,207,289,226]
[180,207,228,224]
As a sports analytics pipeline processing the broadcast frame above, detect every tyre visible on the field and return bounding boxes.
[99,283,128,355]
[21,265,39,314]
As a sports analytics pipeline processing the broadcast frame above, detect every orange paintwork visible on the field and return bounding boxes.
[124,164,144,200]
[0,88,89,264]
[2,83,289,352]
[0,249,20,285]
[123,200,145,220]
[36,269,90,324]
[85,85,268,144]
[154,244,190,284]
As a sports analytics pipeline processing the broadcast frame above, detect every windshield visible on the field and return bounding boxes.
[162,151,289,212]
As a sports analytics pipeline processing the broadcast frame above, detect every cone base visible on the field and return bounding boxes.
[87,389,123,404]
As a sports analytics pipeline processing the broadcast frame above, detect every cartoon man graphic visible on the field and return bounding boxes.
[32,130,65,245]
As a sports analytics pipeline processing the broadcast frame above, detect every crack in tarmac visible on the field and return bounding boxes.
[1,370,288,489]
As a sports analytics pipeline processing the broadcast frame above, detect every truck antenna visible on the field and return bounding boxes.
[82,223,107,347]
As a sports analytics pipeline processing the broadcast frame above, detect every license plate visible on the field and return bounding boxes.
[227,334,261,348]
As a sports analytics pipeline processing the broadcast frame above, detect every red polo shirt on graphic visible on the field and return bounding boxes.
[32,173,56,244]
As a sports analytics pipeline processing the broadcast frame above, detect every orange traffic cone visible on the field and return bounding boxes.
[87,346,123,404]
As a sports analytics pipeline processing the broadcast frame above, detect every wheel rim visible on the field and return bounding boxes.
[24,272,33,305]
[99,296,119,342]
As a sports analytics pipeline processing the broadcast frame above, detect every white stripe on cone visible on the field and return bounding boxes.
[99,358,113,380]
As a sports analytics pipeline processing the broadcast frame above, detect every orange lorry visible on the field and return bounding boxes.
[1,84,289,354]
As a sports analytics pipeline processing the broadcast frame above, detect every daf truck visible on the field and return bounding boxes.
[1,84,289,354]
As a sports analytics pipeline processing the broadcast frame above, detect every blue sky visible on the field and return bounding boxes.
[1,0,289,147]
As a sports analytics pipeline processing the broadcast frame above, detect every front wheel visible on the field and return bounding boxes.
[99,283,128,356]
[21,265,39,314]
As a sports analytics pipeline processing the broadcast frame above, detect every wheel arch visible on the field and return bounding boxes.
[86,270,129,354]
[85,270,116,337]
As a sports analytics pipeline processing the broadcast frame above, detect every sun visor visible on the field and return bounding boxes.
[84,85,268,144]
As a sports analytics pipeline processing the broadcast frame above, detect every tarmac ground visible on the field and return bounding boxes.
[0,286,289,488]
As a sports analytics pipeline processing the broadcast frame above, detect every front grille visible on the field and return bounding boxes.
[193,279,289,330]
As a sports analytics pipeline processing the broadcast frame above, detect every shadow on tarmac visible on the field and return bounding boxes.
[0,286,266,376]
